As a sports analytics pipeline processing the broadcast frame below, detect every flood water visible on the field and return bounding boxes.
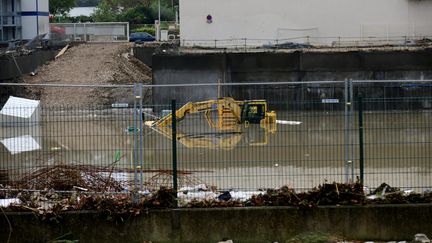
[0,109,431,191]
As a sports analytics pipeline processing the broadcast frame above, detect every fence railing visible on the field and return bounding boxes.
[50,22,130,42]
[181,35,432,49]
[0,81,431,203]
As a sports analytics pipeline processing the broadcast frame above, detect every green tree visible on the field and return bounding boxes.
[122,2,175,23]
[92,0,121,22]
[148,1,175,21]
[120,0,150,9]
[93,0,176,23]
[75,0,101,7]
[120,4,151,24]
[50,0,76,16]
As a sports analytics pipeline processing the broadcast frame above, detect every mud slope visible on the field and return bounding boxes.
[24,43,152,107]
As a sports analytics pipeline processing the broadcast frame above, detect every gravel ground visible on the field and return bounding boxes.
[23,43,152,107]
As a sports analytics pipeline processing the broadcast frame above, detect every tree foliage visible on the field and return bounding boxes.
[50,0,76,16]
[120,5,151,24]
[120,0,151,9]
[119,2,174,24]
[92,0,122,22]
[93,0,176,24]
[54,0,178,24]
[75,0,101,7]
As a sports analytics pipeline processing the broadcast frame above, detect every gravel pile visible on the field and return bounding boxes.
[24,43,152,107]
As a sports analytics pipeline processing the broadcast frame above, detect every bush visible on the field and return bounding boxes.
[131,26,155,36]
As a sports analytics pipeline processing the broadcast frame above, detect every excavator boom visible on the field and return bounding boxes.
[151,97,246,130]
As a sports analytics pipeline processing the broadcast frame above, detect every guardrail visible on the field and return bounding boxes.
[50,22,130,42]
[181,35,432,49]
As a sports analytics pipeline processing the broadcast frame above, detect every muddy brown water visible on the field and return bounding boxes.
[0,110,431,191]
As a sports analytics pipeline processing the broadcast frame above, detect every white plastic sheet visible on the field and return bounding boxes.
[1,135,41,154]
[0,96,40,119]
[0,198,21,207]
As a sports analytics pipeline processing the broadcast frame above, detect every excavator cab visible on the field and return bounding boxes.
[241,101,266,124]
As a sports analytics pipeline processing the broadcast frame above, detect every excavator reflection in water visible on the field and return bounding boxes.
[145,97,277,150]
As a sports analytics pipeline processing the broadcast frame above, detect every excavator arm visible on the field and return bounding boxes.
[151,100,214,128]
[151,97,245,130]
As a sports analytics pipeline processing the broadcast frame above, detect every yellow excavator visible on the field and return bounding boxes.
[145,97,277,149]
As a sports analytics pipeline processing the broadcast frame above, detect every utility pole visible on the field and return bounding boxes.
[157,0,161,41]
[158,0,161,24]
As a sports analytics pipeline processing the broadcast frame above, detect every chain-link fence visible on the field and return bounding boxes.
[0,81,431,202]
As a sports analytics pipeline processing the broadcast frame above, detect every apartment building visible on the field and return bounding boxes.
[0,0,49,43]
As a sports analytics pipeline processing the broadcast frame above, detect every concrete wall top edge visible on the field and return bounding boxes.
[152,49,432,72]
[3,203,432,216]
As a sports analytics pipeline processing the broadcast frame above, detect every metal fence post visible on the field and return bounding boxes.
[73,23,76,41]
[132,83,144,203]
[171,99,178,205]
[344,79,349,182]
[358,96,365,184]
[349,79,355,180]
[138,84,144,192]
[344,79,354,182]
[84,23,87,42]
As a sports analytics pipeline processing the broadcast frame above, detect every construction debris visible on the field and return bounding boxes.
[54,44,69,60]
[1,174,432,216]
[415,233,431,243]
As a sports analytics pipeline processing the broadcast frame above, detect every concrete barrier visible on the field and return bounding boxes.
[0,205,431,242]
[133,46,155,67]
[0,50,56,80]
[151,49,432,107]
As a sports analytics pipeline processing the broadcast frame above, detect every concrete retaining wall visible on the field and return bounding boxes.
[133,46,155,67]
[152,49,432,106]
[0,50,56,80]
[0,205,431,242]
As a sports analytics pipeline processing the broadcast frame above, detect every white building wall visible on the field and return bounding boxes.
[179,0,432,46]
[21,0,34,11]
[37,0,49,35]
[21,0,49,40]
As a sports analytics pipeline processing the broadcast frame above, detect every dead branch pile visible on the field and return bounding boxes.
[243,182,365,208]
[144,171,205,191]
[1,180,432,218]
[14,165,124,192]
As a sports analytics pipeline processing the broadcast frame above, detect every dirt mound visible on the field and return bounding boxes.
[24,43,152,107]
